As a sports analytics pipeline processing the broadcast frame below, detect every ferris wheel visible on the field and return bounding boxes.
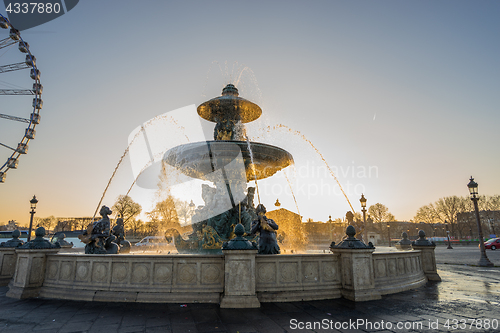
[0,13,42,183]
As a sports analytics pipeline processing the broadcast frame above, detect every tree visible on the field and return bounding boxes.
[147,196,181,233]
[352,212,362,221]
[35,216,56,233]
[174,200,191,225]
[434,196,462,238]
[128,219,145,236]
[415,194,500,239]
[413,204,440,224]
[368,203,395,224]
[112,195,142,225]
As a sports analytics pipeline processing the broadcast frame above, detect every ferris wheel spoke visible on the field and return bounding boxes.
[0,113,30,123]
[0,141,28,153]
[0,142,17,151]
[0,37,17,49]
[0,62,30,73]
[0,89,35,95]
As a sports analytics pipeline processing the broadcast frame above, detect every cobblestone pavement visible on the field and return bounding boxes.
[1,247,499,333]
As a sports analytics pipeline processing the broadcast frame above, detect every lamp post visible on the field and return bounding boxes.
[360,194,367,243]
[387,223,391,247]
[327,215,334,240]
[467,177,493,267]
[445,221,453,249]
[188,200,196,222]
[27,195,38,242]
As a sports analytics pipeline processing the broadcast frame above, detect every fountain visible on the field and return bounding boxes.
[1,83,441,307]
[163,84,293,252]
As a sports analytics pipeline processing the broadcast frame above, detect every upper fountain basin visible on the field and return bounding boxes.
[197,84,262,123]
[163,140,293,182]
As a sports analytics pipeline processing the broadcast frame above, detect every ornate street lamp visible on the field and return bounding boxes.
[188,199,196,218]
[467,177,493,267]
[27,195,38,242]
[360,194,367,243]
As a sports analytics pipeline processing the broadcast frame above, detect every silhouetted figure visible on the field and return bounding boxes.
[112,216,131,253]
[251,204,280,254]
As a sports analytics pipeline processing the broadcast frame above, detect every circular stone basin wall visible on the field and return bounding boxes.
[29,250,429,305]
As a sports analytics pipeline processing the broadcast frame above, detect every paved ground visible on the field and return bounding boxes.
[1,246,499,333]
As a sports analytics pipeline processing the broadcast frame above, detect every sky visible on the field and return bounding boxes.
[1,0,499,226]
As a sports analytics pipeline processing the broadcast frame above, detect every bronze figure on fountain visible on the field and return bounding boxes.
[112,216,131,253]
[251,204,280,254]
[79,206,130,254]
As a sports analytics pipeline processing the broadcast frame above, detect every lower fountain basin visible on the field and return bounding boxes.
[163,140,294,182]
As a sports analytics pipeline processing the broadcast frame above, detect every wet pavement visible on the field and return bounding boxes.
[0,246,499,333]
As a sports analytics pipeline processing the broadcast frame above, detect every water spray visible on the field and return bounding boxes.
[246,135,261,205]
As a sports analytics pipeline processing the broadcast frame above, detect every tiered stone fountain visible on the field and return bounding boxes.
[0,84,440,308]
[164,84,293,252]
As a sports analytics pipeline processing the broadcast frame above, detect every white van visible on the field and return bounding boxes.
[134,236,172,247]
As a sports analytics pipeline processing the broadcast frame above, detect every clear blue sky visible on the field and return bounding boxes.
[1,1,499,225]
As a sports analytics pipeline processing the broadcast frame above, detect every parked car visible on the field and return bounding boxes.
[483,238,500,250]
[135,236,172,247]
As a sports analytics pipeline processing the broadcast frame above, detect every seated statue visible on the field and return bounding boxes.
[207,210,231,239]
[245,187,257,221]
[79,205,118,254]
[112,217,131,253]
[239,205,253,234]
[56,233,74,248]
[190,184,216,239]
[395,232,412,251]
[251,204,280,254]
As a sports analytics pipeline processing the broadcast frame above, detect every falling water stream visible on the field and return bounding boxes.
[283,169,301,219]
[261,124,356,213]
[245,135,261,205]
[92,115,190,221]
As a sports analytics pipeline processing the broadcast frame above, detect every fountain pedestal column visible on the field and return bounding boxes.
[7,248,60,299]
[330,225,381,301]
[220,249,260,308]
[6,227,61,299]
[0,248,17,286]
[412,230,441,281]
[333,248,381,301]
